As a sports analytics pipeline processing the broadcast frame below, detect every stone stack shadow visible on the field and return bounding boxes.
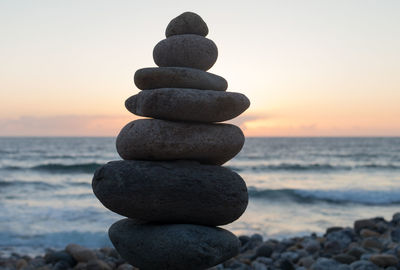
[92,12,250,270]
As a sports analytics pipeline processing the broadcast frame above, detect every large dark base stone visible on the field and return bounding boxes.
[92,160,248,226]
[109,219,240,270]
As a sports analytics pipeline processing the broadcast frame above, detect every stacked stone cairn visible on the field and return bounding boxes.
[92,12,250,270]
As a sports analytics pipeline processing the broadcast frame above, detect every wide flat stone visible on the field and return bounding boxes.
[109,219,240,270]
[153,34,218,71]
[116,119,244,165]
[165,11,208,37]
[92,160,248,225]
[134,67,227,91]
[125,88,250,123]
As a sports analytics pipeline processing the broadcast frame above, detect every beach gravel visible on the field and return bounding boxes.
[369,254,398,267]
[65,244,97,263]
[5,213,400,269]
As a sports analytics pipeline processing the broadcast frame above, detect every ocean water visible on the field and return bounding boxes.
[0,137,399,256]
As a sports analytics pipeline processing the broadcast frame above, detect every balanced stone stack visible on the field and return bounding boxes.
[92,12,250,270]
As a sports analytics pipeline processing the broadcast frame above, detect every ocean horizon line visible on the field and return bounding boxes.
[1,135,400,139]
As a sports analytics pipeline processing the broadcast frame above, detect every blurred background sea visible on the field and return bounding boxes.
[0,137,399,256]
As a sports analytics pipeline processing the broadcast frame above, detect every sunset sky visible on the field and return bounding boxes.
[1,0,399,136]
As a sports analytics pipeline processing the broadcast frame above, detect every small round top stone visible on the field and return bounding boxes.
[165,12,209,37]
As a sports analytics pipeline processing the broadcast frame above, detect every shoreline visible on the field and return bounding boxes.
[2,213,400,270]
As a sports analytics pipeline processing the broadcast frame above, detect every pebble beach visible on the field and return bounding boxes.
[2,213,400,270]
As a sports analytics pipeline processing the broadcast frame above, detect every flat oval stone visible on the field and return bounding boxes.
[153,34,218,71]
[165,12,208,37]
[92,160,248,225]
[134,67,227,91]
[109,219,240,270]
[125,88,250,122]
[116,119,244,165]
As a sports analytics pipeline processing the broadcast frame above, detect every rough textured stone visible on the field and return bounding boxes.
[390,227,400,242]
[153,34,218,71]
[117,264,134,270]
[238,235,250,246]
[303,238,321,254]
[241,234,264,253]
[65,244,97,263]
[86,259,112,270]
[116,119,244,165]
[134,67,227,91]
[25,258,46,268]
[281,251,299,263]
[109,219,240,270]
[44,251,76,267]
[279,259,295,270]
[311,258,350,270]
[326,228,354,250]
[333,254,357,264]
[53,261,70,270]
[74,262,87,270]
[346,246,367,259]
[360,229,380,238]
[369,254,398,267]
[254,244,274,258]
[16,259,28,269]
[324,240,342,254]
[251,261,268,270]
[392,212,400,224]
[326,226,344,234]
[361,237,382,250]
[166,12,208,37]
[92,160,248,226]
[125,88,250,123]
[298,256,314,268]
[350,260,380,270]
[354,219,377,234]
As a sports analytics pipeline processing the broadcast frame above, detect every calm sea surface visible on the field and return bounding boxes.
[0,137,399,255]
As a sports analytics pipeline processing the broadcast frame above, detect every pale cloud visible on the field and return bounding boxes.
[226,112,269,130]
[229,111,400,137]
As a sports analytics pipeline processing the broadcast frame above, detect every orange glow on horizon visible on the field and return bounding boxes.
[0,1,399,137]
[1,109,399,137]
